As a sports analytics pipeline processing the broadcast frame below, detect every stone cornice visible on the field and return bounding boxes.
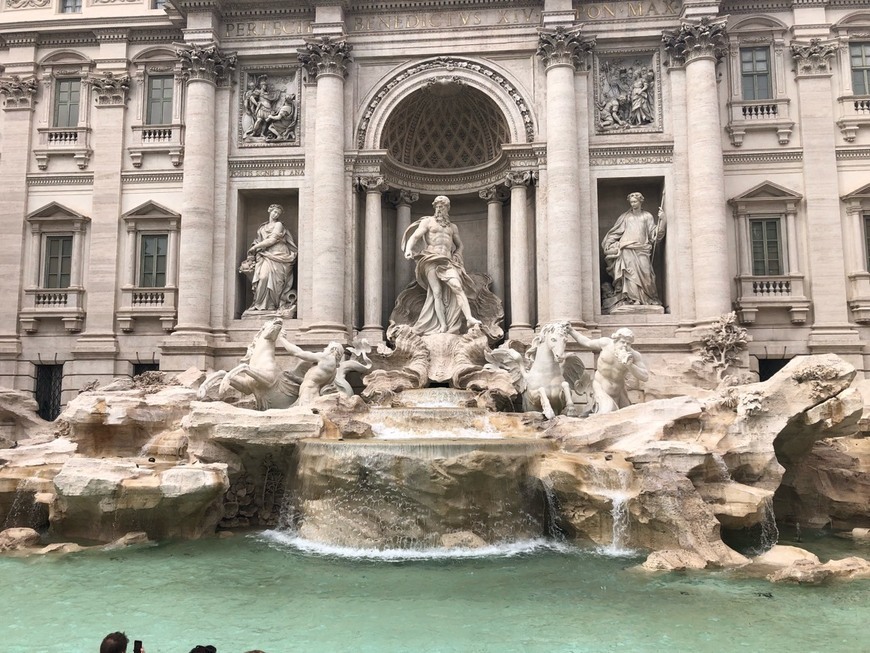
[836,147,870,160]
[176,42,237,84]
[122,171,184,184]
[723,149,803,165]
[790,38,838,77]
[297,35,352,79]
[27,173,94,186]
[536,26,595,71]
[662,16,728,65]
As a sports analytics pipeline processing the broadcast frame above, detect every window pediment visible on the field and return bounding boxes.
[27,202,89,227]
[730,181,802,213]
[122,200,180,220]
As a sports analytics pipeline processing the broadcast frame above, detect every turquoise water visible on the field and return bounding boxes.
[2,533,868,653]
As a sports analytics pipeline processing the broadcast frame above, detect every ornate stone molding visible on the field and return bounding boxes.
[27,173,94,186]
[390,189,419,207]
[176,43,237,85]
[228,157,305,178]
[356,175,388,193]
[122,171,184,184]
[536,26,595,71]
[662,17,728,65]
[790,38,838,77]
[6,0,50,7]
[589,145,673,166]
[504,170,537,188]
[297,36,353,80]
[723,150,803,165]
[91,71,131,107]
[357,57,536,147]
[0,75,39,110]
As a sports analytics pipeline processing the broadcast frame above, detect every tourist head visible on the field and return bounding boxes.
[189,646,217,653]
[100,632,129,653]
[627,192,644,208]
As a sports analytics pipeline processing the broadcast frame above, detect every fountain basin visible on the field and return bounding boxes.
[288,438,556,549]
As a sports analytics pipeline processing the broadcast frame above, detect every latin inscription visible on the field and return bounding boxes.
[222,1,680,38]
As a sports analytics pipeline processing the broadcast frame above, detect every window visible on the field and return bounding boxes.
[60,0,81,13]
[146,76,173,125]
[53,78,80,128]
[851,43,870,96]
[44,235,73,288]
[139,234,168,287]
[750,218,783,276]
[741,47,771,100]
[36,364,64,420]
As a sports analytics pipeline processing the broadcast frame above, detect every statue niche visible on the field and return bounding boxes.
[240,203,298,318]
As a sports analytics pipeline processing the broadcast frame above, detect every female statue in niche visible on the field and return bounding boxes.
[601,192,666,312]
[240,203,298,317]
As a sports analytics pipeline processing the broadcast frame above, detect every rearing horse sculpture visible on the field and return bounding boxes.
[485,321,589,419]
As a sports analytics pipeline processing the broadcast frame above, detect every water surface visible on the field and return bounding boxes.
[2,533,867,653]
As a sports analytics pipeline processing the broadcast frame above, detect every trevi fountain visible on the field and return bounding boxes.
[1,196,868,652]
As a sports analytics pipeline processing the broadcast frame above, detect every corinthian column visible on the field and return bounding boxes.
[298,37,353,336]
[505,171,536,338]
[537,27,594,325]
[359,175,388,340]
[174,43,235,336]
[663,18,731,323]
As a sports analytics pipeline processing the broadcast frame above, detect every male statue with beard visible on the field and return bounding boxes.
[569,327,648,414]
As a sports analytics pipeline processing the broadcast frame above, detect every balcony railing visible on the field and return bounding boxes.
[726,98,794,147]
[735,274,810,324]
[19,287,85,333]
[837,96,870,142]
[34,127,92,170]
[129,124,184,168]
[117,286,177,332]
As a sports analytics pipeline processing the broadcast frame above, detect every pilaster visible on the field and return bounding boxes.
[391,189,418,297]
[479,186,507,303]
[504,171,536,339]
[790,39,859,347]
[359,175,388,341]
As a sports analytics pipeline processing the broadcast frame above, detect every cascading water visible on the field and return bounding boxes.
[283,438,555,551]
[757,496,780,552]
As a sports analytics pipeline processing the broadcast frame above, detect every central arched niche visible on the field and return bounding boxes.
[380,82,510,170]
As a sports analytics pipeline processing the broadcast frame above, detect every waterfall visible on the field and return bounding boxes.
[589,464,635,557]
[758,496,779,552]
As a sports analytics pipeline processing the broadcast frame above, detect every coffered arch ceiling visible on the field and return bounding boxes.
[380,82,511,170]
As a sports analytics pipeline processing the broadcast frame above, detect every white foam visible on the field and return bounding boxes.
[370,423,504,440]
[256,530,571,561]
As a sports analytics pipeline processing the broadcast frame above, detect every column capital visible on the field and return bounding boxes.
[176,42,236,85]
[298,36,353,79]
[90,71,131,107]
[0,74,38,111]
[479,186,508,203]
[790,38,838,78]
[662,16,728,65]
[504,170,538,188]
[536,26,595,71]
[357,175,388,193]
[389,189,419,207]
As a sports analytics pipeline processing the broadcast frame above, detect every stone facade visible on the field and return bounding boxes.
[1,0,870,410]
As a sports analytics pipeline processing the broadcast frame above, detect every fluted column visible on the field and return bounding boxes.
[479,186,506,302]
[298,36,353,335]
[664,18,731,323]
[359,175,388,340]
[505,171,535,337]
[392,189,418,293]
[537,27,594,325]
[174,44,235,336]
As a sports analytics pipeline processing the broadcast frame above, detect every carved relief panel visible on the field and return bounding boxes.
[593,51,662,134]
[238,68,301,147]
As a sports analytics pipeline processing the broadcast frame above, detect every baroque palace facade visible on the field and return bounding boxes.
[1,0,870,415]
